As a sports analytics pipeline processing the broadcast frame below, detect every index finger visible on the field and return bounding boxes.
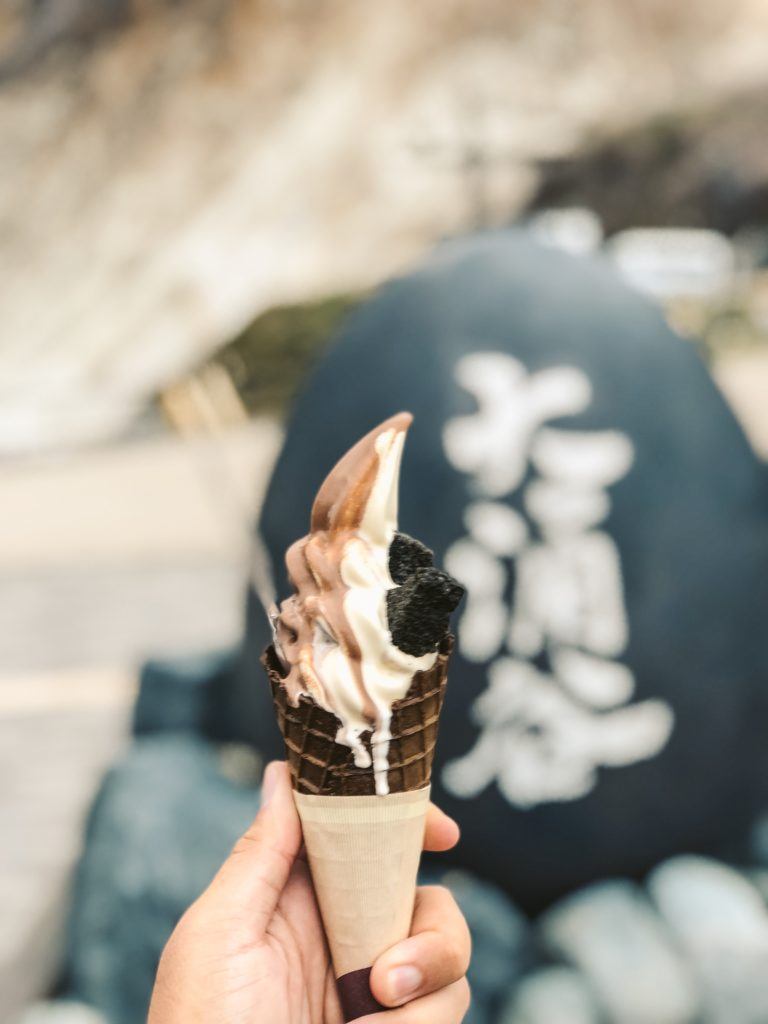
[423,803,460,852]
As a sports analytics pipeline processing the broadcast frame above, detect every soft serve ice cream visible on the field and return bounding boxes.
[271,412,462,795]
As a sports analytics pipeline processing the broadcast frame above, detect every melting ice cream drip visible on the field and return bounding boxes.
[273,413,438,795]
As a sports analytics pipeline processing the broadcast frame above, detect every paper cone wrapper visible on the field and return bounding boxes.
[294,786,431,1021]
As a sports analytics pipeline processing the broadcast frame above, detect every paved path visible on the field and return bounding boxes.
[0,563,244,674]
[0,420,281,674]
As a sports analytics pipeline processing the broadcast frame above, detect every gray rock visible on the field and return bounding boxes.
[498,966,599,1024]
[648,855,768,1024]
[19,1002,106,1024]
[67,736,259,1024]
[133,649,239,741]
[744,867,768,905]
[539,879,699,1024]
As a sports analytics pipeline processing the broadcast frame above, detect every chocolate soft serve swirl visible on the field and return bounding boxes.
[272,412,438,795]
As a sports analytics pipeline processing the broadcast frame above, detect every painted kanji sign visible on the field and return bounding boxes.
[441,352,673,807]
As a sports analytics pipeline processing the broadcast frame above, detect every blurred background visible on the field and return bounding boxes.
[3,1,768,1022]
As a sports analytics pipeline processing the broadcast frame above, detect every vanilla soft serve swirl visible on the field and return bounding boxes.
[272,413,437,795]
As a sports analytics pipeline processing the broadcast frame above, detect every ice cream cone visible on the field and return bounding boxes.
[263,639,452,1019]
[262,414,462,1019]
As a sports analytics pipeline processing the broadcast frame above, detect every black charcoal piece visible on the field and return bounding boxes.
[387,567,464,656]
[389,531,434,585]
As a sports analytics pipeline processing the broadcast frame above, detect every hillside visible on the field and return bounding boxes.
[2,0,768,449]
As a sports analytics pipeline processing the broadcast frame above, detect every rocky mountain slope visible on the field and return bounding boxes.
[2,0,768,450]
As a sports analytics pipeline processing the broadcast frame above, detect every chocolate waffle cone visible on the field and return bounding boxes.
[262,636,451,796]
[262,636,453,1021]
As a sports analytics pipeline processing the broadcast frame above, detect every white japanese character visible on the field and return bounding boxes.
[442,658,674,807]
[444,537,508,663]
[443,353,591,496]
[441,351,674,807]
[507,532,630,659]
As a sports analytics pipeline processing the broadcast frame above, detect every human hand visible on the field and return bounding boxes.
[148,761,471,1024]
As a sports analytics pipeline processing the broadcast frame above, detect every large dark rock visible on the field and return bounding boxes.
[236,229,768,911]
[66,737,259,1024]
[132,649,239,741]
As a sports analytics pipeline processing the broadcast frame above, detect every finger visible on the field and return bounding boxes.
[370,885,471,1007]
[423,803,460,852]
[204,761,301,931]
[357,978,470,1024]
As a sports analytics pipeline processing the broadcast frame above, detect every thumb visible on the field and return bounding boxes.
[205,761,302,934]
